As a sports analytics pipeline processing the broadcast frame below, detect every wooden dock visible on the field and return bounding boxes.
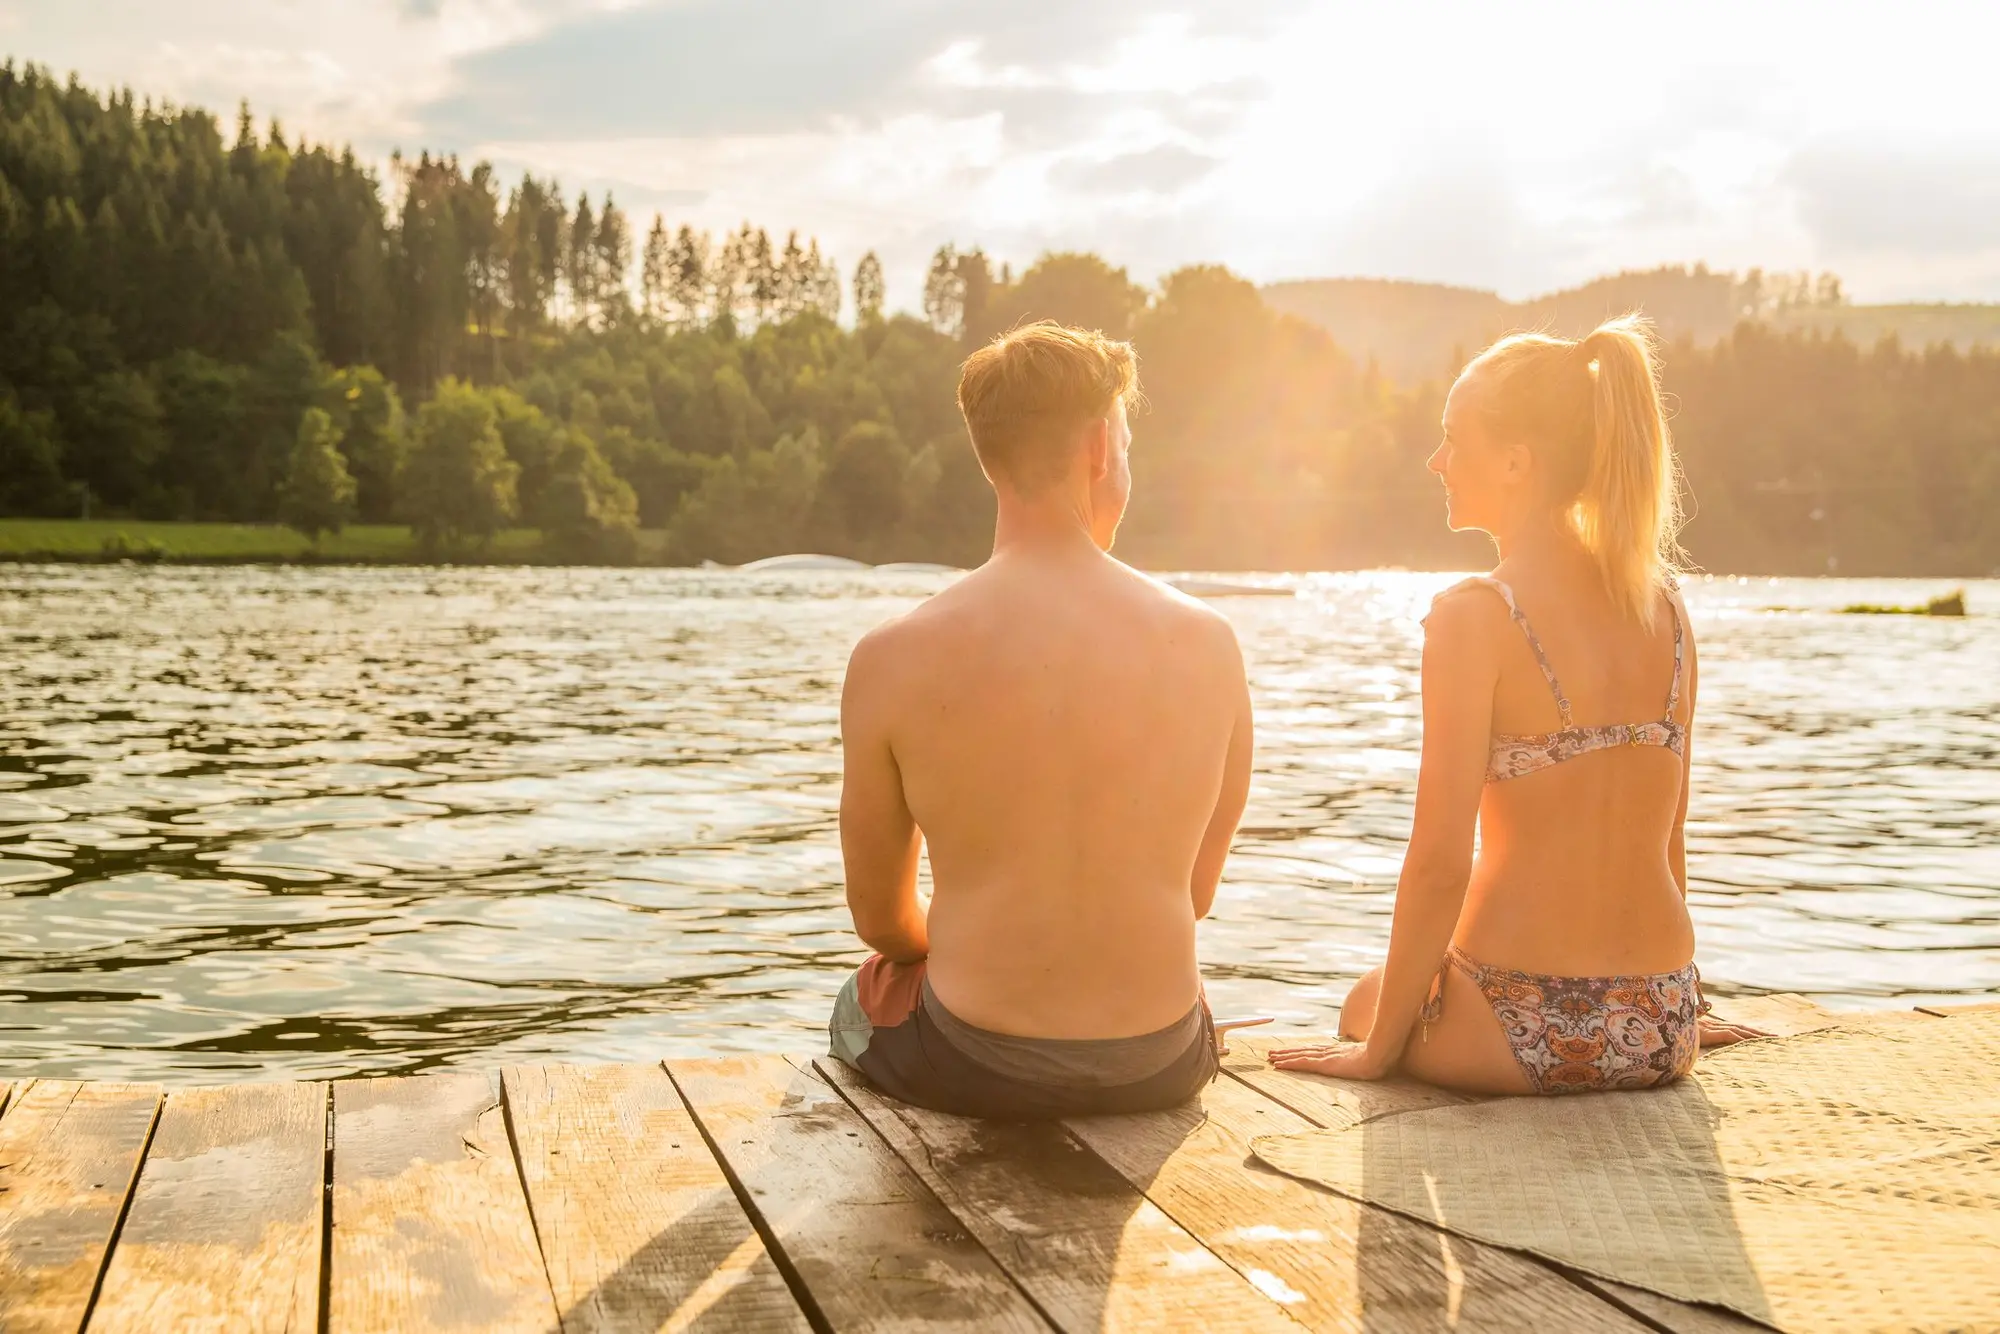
[0,996,1983,1333]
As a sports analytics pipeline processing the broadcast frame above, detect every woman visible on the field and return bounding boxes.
[1272,315,1757,1095]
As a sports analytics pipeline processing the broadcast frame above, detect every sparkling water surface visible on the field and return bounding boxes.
[4,565,1996,1082]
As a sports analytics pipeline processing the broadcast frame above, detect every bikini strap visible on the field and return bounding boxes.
[1661,576,1686,722]
[1472,577,1574,727]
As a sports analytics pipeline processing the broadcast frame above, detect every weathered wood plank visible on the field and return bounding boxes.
[667,1053,1044,1333]
[1222,1036,1473,1128]
[504,1062,807,1334]
[1065,1074,1645,1332]
[88,1081,325,1334]
[817,1057,1304,1333]
[330,1070,559,1333]
[1916,1000,2000,1017]
[0,1080,161,1334]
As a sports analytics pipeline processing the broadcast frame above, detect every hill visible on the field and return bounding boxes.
[1265,267,2000,382]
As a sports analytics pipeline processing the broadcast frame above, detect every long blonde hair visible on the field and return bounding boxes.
[1463,314,1683,627]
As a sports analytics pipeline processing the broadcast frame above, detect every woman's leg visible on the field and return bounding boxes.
[1337,967,1383,1040]
[1397,961,1533,1096]
[1331,959,1531,1094]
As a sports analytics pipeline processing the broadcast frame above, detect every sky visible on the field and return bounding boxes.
[5,0,1998,310]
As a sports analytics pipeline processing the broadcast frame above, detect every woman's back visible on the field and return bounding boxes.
[1270,313,1728,1097]
[1452,560,1697,975]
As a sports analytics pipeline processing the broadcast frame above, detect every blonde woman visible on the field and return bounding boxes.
[1272,316,1758,1094]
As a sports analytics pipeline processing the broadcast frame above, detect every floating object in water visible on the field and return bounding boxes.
[1165,578,1295,598]
[735,554,871,573]
[1840,589,1967,617]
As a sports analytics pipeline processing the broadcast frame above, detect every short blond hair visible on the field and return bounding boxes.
[956,321,1141,490]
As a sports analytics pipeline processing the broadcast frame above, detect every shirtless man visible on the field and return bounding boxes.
[826,321,1254,1120]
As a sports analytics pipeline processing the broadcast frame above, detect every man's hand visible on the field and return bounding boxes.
[1266,1039,1394,1081]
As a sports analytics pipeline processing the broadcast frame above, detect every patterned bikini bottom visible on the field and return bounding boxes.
[1421,946,1708,1094]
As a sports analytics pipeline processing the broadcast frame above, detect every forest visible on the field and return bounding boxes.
[2,61,1998,576]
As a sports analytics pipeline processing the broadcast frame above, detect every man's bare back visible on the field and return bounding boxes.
[842,541,1251,1038]
[829,322,1252,1118]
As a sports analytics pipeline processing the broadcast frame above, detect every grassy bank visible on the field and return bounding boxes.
[0,520,675,565]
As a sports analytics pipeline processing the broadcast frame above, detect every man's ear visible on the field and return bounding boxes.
[1084,417,1111,481]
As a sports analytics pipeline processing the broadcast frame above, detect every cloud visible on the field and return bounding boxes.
[1327,158,1565,296]
[1049,144,1220,196]
[417,0,1296,144]
[1786,138,2000,257]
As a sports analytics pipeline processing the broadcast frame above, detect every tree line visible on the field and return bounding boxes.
[1,61,1996,575]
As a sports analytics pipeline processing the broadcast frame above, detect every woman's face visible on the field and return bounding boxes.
[1427,372,1515,535]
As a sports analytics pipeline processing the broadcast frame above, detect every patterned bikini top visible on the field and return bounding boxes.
[1470,577,1687,783]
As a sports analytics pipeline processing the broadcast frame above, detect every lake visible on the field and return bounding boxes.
[3,565,1996,1083]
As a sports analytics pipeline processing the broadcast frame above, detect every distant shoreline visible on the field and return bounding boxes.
[3,521,1996,581]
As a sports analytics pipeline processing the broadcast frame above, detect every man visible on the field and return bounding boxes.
[828,320,1254,1120]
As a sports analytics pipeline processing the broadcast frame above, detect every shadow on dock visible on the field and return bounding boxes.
[1348,1080,1772,1330]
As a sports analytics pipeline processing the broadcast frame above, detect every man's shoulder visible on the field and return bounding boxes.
[1117,564,1242,652]
[846,580,976,680]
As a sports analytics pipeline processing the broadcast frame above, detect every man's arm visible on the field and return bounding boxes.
[839,628,928,963]
[1190,620,1254,920]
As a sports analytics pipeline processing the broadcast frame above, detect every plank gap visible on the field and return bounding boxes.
[659,1060,837,1334]
[76,1087,164,1334]
[318,1082,333,1334]
[494,1068,555,1306]
[810,1058,1090,1334]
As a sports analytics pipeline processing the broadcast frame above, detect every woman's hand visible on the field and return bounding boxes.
[1267,1040,1395,1081]
[1698,1016,1768,1048]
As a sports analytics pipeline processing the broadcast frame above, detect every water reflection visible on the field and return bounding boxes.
[3,566,1996,1082]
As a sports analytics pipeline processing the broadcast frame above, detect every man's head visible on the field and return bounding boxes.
[956,321,1141,549]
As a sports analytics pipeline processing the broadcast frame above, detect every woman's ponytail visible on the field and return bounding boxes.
[1461,314,1684,624]
[1574,317,1681,628]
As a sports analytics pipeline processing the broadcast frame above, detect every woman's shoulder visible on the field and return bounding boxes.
[1423,576,1516,635]
[1428,573,1517,613]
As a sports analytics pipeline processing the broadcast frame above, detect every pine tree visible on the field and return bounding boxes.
[279,406,358,543]
[711,224,750,332]
[807,239,841,320]
[462,161,502,376]
[639,215,671,326]
[747,227,778,328]
[923,244,964,338]
[777,230,808,321]
[852,251,885,323]
[666,225,710,328]
[594,193,632,326]
[536,181,568,330]
[565,193,596,328]
[500,176,551,338]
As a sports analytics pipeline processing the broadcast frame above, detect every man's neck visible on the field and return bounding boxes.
[991,491,1104,562]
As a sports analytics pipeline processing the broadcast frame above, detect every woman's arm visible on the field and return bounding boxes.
[1670,617,1755,1046]
[1276,589,1497,1078]
[1669,602,1698,897]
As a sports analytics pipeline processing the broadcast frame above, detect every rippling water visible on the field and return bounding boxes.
[4,565,1996,1082]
